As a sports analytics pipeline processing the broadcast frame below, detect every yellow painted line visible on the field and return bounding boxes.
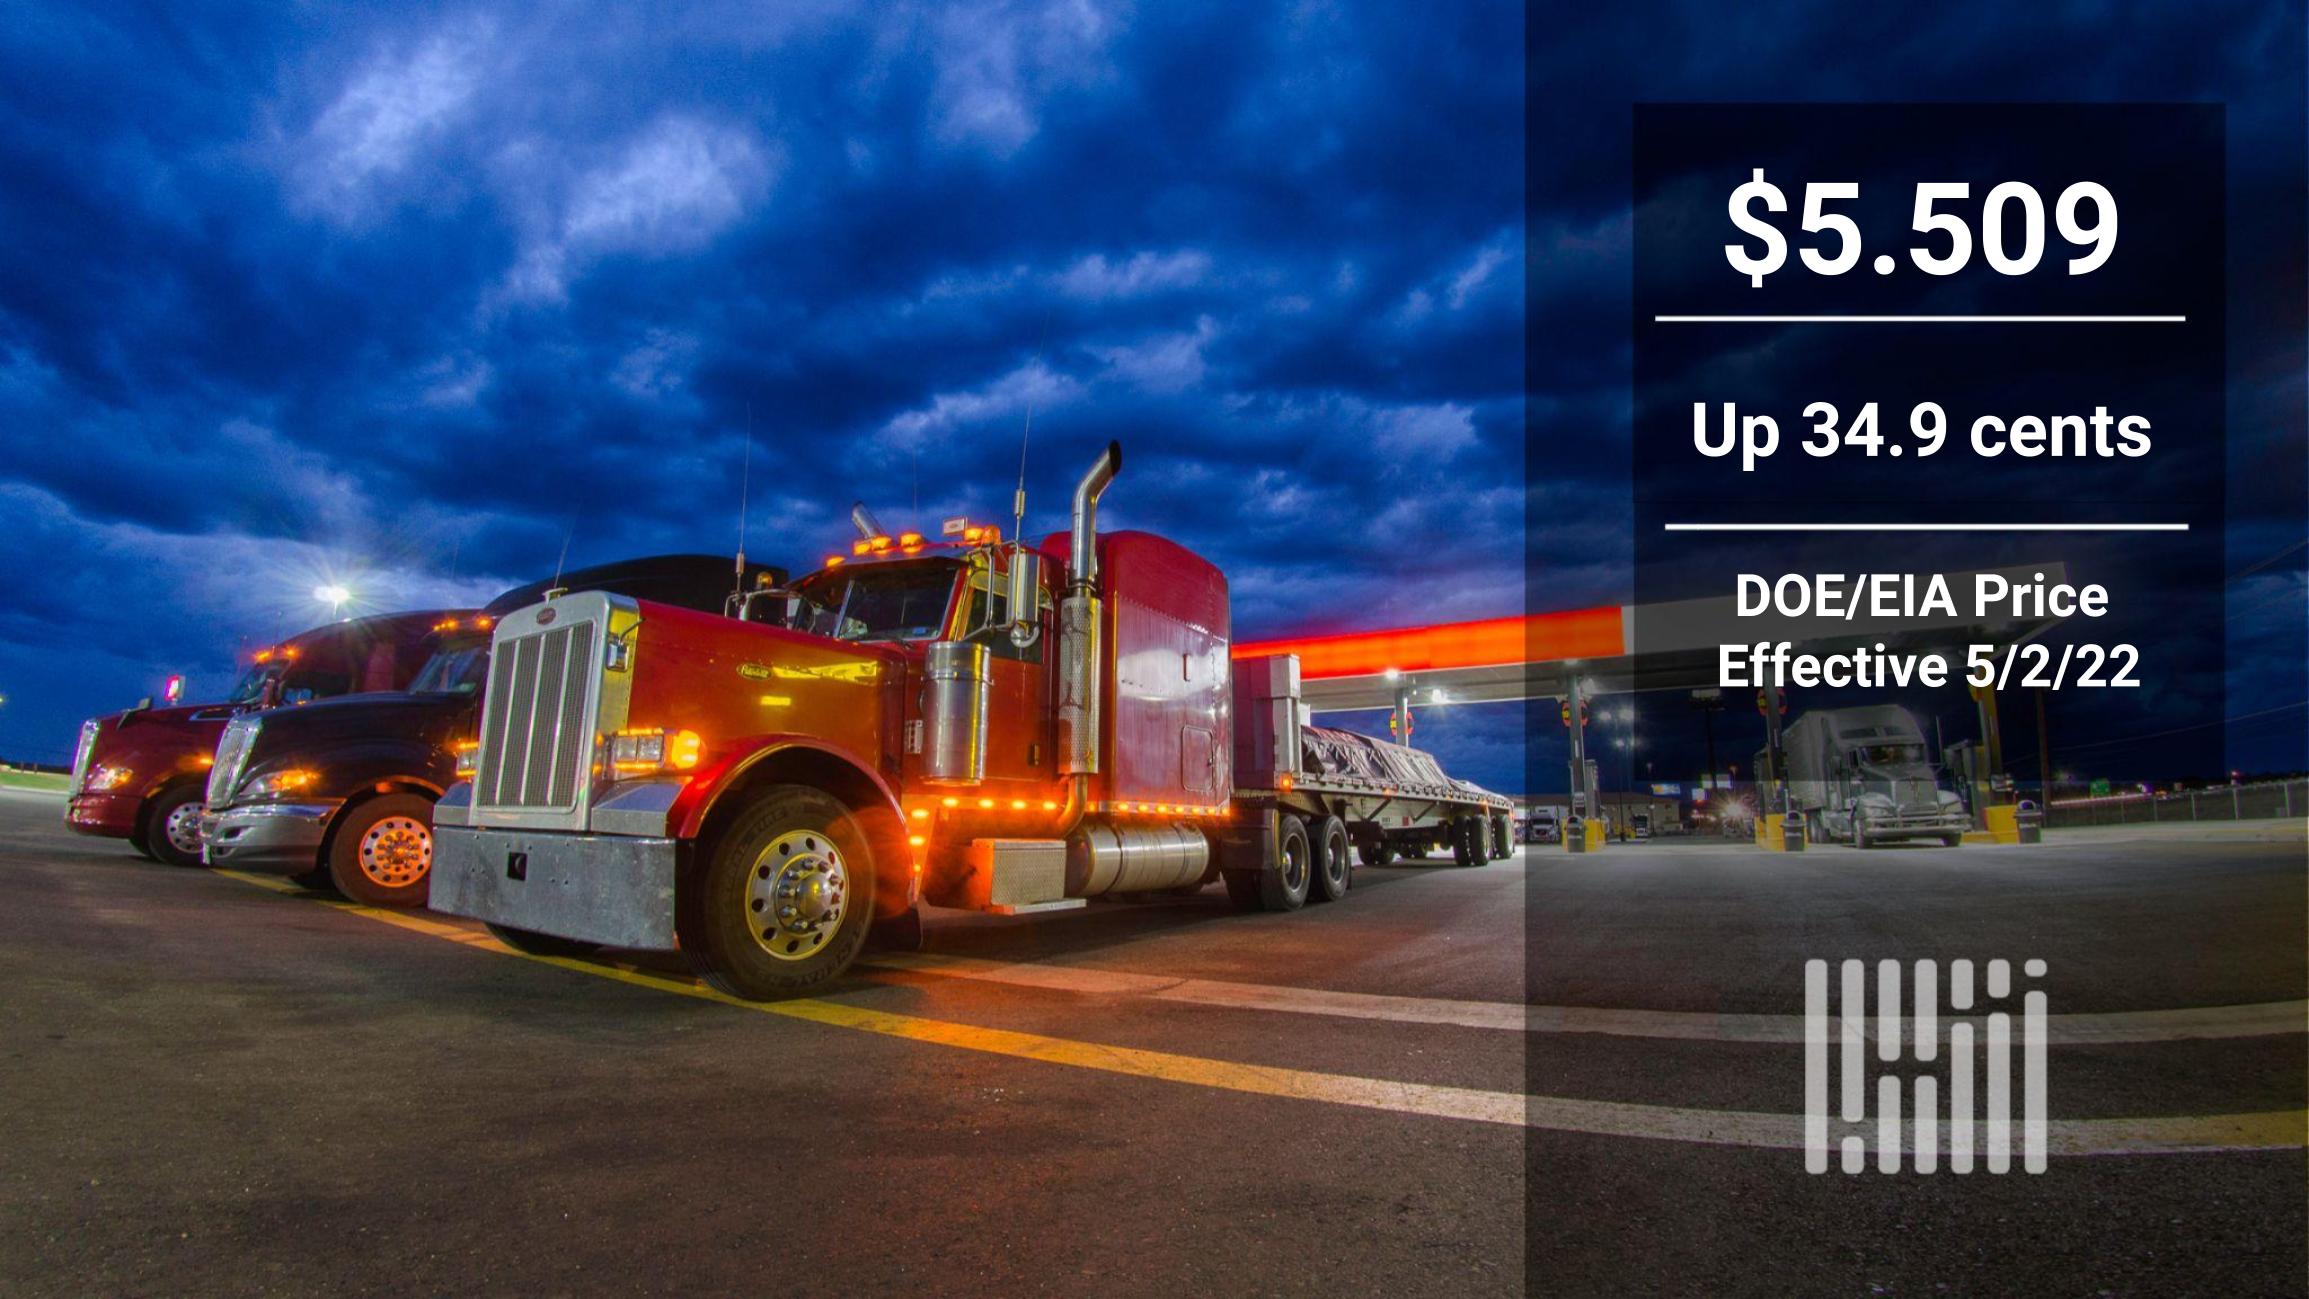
[208,870,2308,1155]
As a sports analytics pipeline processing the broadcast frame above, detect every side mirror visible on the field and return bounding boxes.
[1006,548,1042,647]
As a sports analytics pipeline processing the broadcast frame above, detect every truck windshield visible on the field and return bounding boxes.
[225,664,284,705]
[1856,743,1927,767]
[409,637,491,695]
[798,564,958,642]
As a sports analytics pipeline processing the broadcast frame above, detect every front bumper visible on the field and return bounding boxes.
[64,792,138,838]
[431,824,679,950]
[201,802,340,871]
[1861,810,1969,839]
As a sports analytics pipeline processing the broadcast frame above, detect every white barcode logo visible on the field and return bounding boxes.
[1803,958,2047,1174]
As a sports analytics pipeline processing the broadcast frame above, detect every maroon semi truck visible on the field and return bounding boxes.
[430,443,1511,999]
[66,610,462,866]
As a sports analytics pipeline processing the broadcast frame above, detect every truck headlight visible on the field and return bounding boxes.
[452,739,479,779]
[607,728,703,775]
[238,768,319,802]
[85,764,134,792]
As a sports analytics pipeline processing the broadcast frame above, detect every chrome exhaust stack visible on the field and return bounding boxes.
[850,502,885,540]
[1056,442,1120,781]
[1067,442,1121,589]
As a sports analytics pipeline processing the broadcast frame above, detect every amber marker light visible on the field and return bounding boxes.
[978,797,996,809]
[941,796,960,808]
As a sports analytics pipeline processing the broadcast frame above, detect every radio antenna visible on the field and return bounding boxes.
[550,515,576,590]
[734,402,754,594]
[1012,307,1053,540]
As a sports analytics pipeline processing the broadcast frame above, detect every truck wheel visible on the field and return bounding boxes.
[1853,819,1872,851]
[1941,834,1963,848]
[145,783,207,868]
[486,923,599,959]
[289,866,335,892]
[127,824,157,861]
[1259,814,1312,911]
[1309,816,1351,902]
[327,793,436,907]
[687,785,873,1000]
[1358,836,1395,868]
[1491,814,1513,859]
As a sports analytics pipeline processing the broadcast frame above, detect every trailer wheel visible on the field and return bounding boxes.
[326,793,436,907]
[486,923,600,959]
[1358,836,1395,868]
[1254,814,1312,911]
[1309,816,1351,902]
[1451,817,1478,867]
[146,782,207,868]
[686,784,873,1000]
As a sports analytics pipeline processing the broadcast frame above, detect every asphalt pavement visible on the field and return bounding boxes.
[0,785,2300,1296]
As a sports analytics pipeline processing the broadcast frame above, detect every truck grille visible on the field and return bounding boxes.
[476,619,599,811]
[208,717,259,806]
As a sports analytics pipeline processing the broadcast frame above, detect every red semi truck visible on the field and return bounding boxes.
[429,444,1511,999]
[67,610,461,866]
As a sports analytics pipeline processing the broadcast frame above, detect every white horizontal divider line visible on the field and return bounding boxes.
[1663,522,2189,532]
[1653,314,2187,324]
[866,953,2308,1044]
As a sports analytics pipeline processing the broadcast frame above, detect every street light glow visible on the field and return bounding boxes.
[315,584,351,607]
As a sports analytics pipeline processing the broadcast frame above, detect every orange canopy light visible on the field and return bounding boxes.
[1233,607,1624,678]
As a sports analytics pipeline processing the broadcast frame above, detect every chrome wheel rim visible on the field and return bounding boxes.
[359,815,432,888]
[1321,834,1347,889]
[164,801,204,856]
[746,829,849,962]
[1281,835,1309,891]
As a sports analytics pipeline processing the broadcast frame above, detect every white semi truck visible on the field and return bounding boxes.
[1765,705,1968,848]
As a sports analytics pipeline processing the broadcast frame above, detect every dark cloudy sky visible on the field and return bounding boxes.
[0,3,1526,776]
[0,2,2299,790]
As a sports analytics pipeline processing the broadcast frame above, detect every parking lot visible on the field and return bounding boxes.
[2,784,2301,1296]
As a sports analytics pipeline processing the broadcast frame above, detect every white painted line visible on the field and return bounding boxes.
[1652,315,2187,324]
[1662,522,2189,532]
[867,953,2307,1044]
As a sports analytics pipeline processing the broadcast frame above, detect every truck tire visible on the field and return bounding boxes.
[1491,814,1513,859]
[289,866,335,892]
[145,782,207,868]
[1258,814,1312,911]
[1940,834,1963,848]
[1309,816,1351,902]
[1359,836,1395,868]
[1451,817,1477,867]
[128,824,157,861]
[326,793,436,907]
[686,785,873,1000]
[1853,818,1872,850]
[486,923,600,959]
